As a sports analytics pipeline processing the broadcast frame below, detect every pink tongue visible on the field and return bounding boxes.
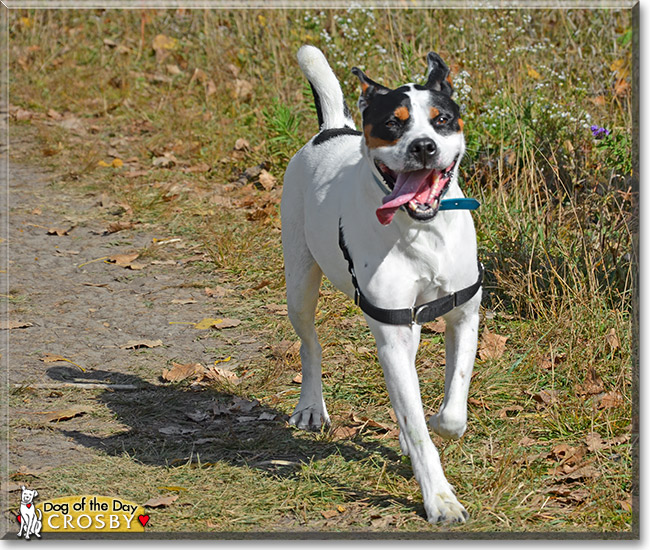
[376,169,432,225]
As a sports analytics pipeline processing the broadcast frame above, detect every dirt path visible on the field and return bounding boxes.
[4,152,269,474]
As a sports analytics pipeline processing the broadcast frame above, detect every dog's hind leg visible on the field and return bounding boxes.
[429,292,481,440]
[284,242,329,429]
[367,320,468,524]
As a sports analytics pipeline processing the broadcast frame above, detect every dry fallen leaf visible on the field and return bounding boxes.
[478,328,508,361]
[605,327,620,351]
[234,138,250,151]
[204,286,231,298]
[162,362,204,383]
[152,34,178,61]
[201,366,240,385]
[597,390,624,410]
[0,320,33,330]
[258,169,277,191]
[107,252,145,270]
[193,317,241,330]
[575,367,605,396]
[144,494,179,508]
[104,221,134,235]
[321,509,339,519]
[292,373,302,384]
[44,407,90,423]
[46,227,72,236]
[120,339,163,350]
[231,78,253,100]
[330,425,361,440]
[264,304,288,316]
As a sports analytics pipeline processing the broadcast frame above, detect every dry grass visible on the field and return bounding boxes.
[6,5,636,536]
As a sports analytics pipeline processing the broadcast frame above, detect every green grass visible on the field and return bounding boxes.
[6,6,635,535]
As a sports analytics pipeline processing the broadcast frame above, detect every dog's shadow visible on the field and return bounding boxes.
[52,366,417,516]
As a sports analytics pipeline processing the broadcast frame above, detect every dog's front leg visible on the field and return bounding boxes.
[429,293,481,440]
[367,319,469,524]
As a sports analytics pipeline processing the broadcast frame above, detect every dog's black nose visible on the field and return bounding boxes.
[408,138,437,165]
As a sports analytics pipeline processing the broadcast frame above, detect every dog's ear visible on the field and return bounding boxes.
[424,52,453,96]
[33,490,38,498]
[351,67,390,111]
[21,485,25,491]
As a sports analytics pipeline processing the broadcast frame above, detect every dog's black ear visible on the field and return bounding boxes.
[351,67,390,111]
[424,52,453,96]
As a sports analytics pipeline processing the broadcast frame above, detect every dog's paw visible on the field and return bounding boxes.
[428,412,466,440]
[289,405,330,430]
[425,488,469,525]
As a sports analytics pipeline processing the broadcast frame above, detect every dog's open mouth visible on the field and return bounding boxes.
[375,160,457,225]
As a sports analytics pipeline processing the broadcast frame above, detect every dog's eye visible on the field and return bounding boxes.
[433,115,449,127]
[385,119,398,129]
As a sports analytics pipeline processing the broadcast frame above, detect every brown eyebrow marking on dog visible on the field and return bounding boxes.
[458,118,464,132]
[394,106,410,120]
[364,124,398,149]
[430,107,440,119]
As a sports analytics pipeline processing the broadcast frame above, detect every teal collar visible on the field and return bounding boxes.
[372,171,480,212]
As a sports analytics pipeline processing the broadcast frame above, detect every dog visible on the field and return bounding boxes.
[17,486,42,539]
[281,45,481,524]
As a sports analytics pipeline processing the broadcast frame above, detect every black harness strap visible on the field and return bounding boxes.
[338,220,483,326]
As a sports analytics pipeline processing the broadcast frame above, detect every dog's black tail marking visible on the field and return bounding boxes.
[309,82,325,129]
[298,45,356,131]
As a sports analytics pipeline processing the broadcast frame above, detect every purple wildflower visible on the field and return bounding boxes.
[590,125,611,139]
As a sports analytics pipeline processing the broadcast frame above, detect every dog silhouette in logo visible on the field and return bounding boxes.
[17,486,42,540]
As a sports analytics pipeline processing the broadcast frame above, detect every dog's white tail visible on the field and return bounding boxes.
[297,45,356,131]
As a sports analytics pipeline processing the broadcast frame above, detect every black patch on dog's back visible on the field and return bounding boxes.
[312,127,362,146]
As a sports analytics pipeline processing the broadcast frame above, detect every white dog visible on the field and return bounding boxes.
[281,45,482,524]
[17,486,42,539]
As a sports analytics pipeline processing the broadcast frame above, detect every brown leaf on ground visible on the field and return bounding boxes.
[104,221,134,234]
[468,397,490,410]
[330,425,361,440]
[107,252,144,270]
[526,388,560,407]
[540,352,566,370]
[152,34,177,61]
[271,340,301,359]
[548,484,591,504]
[120,339,163,350]
[144,494,178,508]
[596,390,624,409]
[201,366,240,385]
[478,328,508,360]
[263,304,288,316]
[162,362,204,383]
[321,509,339,519]
[585,432,605,452]
[193,317,241,330]
[575,367,604,396]
[498,405,523,419]
[349,413,391,432]
[605,327,620,351]
[291,373,302,384]
[518,436,537,447]
[230,78,253,101]
[234,138,250,151]
[47,226,74,236]
[258,169,277,191]
[422,318,446,334]
[44,406,90,423]
[562,463,601,481]
[0,320,33,330]
[204,286,231,298]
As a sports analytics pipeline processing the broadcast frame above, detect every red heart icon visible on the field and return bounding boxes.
[138,515,149,527]
[26,504,32,508]
[16,515,21,523]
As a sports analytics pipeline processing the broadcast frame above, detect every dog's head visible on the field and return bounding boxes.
[352,52,465,225]
[20,486,38,505]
